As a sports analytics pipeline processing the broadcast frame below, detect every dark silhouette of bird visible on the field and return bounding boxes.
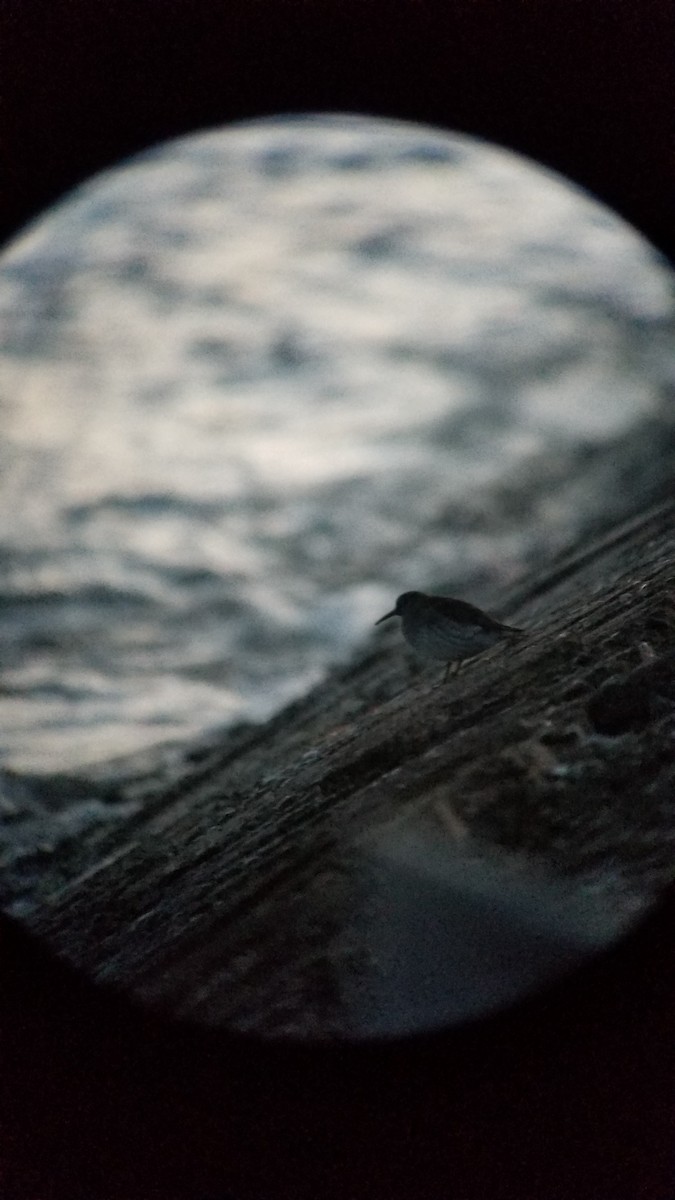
[376,590,525,682]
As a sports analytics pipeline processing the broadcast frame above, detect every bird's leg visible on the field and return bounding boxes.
[443,660,459,684]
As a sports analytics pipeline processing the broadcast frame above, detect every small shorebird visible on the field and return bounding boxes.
[376,590,525,682]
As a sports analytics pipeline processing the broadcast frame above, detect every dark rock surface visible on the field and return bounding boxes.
[2,466,675,1039]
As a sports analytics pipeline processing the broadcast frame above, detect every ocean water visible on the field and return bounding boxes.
[0,114,673,774]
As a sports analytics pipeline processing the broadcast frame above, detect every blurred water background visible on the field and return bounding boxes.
[1,114,673,774]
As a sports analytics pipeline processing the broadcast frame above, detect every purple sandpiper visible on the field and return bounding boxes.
[376,591,525,682]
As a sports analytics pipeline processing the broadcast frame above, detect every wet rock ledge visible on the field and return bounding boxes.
[2,483,675,1037]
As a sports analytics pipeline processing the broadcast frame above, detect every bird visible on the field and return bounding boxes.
[375,591,525,682]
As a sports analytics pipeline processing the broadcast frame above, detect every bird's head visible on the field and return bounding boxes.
[375,591,423,624]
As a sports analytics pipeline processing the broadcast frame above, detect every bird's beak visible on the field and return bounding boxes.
[375,609,397,625]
